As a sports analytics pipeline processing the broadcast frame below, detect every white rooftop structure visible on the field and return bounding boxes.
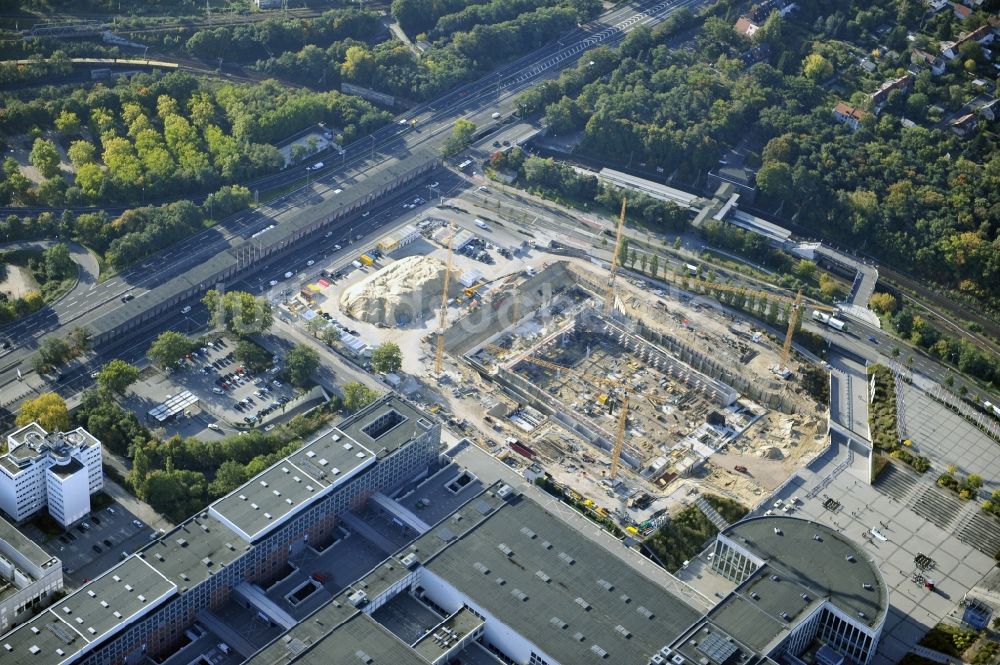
[0,423,103,527]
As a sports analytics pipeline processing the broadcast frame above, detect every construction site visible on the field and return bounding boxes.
[272,202,830,532]
[440,255,829,533]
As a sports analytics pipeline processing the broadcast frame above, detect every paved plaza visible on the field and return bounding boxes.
[898,382,1000,494]
[760,441,996,665]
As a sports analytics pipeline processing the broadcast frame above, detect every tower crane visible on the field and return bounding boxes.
[603,199,627,313]
[483,343,668,479]
[434,220,457,374]
[677,278,838,374]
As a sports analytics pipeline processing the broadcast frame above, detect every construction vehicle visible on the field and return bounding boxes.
[462,272,516,299]
[359,254,374,266]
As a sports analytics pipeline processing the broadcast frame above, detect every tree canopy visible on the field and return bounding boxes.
[148,331,194,367]
[342,381,379,412]
[202,290,273,338]
[285,344,320,387]
[17,392,70,431]
[97,359,141,396]
[371,342,402,374]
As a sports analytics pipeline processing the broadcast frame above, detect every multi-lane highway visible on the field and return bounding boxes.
[0,0,705,398]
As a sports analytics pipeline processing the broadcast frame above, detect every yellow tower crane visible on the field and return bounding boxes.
[779,290,804,373]
[678,278,838,372]
[434,220,457,374]
[603,199,627,313]
[484,343,667,479]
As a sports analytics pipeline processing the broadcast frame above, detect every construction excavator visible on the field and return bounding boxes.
[462,271,518,300]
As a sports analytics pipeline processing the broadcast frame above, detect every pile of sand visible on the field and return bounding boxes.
[339,255,459,326]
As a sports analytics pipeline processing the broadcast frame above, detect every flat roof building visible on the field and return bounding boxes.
[248,498,888,665]
[0,514,62,634]
[0,403,889,665]
[0,423,102,527]
[247,482,704,665]
[678,516,889,665]
[0,396,442,665]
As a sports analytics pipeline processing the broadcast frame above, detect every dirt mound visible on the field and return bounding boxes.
[339,256,459,326]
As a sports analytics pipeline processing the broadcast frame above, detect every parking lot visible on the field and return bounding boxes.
[131,336,298,431]
[23,499,152,587]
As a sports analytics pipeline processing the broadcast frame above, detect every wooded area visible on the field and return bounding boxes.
[514,0,998,312]
[0,71,389,206]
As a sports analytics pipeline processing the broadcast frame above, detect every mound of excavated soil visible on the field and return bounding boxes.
[339,255,460,326]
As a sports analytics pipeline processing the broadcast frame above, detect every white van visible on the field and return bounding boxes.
[474,219,488,229]
[491,112,501,119]
[284,271,293,278]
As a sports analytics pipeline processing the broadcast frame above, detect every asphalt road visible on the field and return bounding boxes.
[466,176,999,405]
[0,0,703,402]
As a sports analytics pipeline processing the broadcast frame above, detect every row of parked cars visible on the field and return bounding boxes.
[243,392,291,425]
[460,236,495,265]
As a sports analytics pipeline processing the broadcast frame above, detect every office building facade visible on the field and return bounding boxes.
[0,423,103,527]
[0,396,441,665]
[0,515,62,634]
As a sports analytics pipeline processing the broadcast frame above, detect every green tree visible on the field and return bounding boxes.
[819,274,842,300]
[649,254,659,278]
[130,444,150,493]
[342,381,379,412]
[35,336,71,371]
[286,344,320,387]
[869,293,898,315]
[16,392,70,431]
[792,260,817,281]
[202,290,273,337]
[29,138,60,179]
[75,163,106,199]
[441,119,477,156]
[305,316,327,338]
[617,237,630,267]
[43,243,75,281]
[371,342,402,374]
[67,327,91,353]
[97,359,140,396]
[802,53,833,81]
[55,110,81,137]
[209,460,248,497]
[202,185,252,219]
[148,331,193,367]
[756,161,794,202]
[235,340,272,372]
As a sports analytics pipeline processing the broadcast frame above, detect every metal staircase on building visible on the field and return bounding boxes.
[695,496,730,532]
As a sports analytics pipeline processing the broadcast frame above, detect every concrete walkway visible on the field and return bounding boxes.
[100,473,174,533]
[383,15,422,56]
